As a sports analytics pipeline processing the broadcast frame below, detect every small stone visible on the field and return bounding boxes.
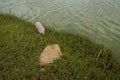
[41,68,45,71]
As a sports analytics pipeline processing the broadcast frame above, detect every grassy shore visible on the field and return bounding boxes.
[0,14,120,80]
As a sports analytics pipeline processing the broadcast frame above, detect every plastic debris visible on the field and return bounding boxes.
[35,22,45,34]
[48,61,54,64]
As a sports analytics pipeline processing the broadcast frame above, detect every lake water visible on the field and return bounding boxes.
[0,0,120,61]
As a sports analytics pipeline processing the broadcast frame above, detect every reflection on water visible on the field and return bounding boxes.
[0,0,120,60]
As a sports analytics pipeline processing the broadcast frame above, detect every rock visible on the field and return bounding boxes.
[40,44,62,65]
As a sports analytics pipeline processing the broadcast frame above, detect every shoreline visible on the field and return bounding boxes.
[0,14,120,80]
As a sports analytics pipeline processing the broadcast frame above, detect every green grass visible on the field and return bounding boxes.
[0,14,120,80]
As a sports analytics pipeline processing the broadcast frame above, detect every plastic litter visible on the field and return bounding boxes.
[48,61,54,64]
[35,22,45,34]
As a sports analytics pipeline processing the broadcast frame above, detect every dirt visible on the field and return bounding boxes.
[40,44,62,65]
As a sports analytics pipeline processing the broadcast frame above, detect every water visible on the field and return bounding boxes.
[0,0,120,60]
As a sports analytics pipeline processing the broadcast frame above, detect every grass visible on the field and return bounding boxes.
[0,14,120,80]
